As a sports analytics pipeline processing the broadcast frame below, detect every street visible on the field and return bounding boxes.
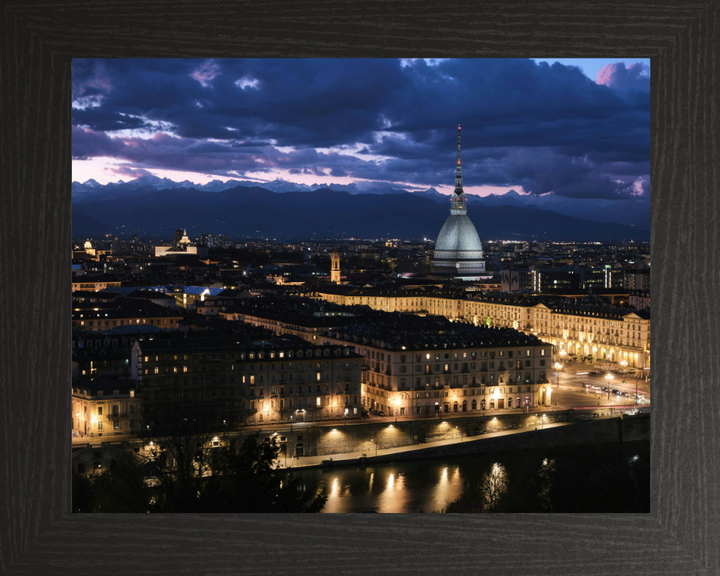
[72,367,650,447]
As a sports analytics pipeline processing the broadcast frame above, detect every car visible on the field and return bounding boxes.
[377,411,386,417]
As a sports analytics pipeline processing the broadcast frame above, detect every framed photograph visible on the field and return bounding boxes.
[2,1,717,574]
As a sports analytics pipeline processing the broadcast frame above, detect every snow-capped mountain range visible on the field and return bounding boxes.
[71,175,649,229]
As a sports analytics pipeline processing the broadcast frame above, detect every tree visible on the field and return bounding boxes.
[201,434,327,513]
[72,454,149,513]
[75,432,326,513]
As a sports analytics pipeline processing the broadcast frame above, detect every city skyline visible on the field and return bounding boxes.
[72,58,650,199]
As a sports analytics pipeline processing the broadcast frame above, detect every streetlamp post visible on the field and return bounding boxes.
[456,425,463,441]
[605,373,614,416]
[554,361,563,389]
[394,398,399,422]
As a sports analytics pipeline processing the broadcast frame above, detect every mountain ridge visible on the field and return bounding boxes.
[71,175,650,230]
[72,184,649,242]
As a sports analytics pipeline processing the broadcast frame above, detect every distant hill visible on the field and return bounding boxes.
[72,210,116,238]
[72,185,649,242]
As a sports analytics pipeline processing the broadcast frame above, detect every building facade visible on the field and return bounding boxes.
[72,380,140,438]
[134,334,364,427]
[310,289,650,369]
[320,320,554,418]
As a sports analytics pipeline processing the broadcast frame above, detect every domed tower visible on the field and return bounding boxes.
[432,126,485,278]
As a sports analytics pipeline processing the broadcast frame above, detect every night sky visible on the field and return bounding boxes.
[72,58,650,199]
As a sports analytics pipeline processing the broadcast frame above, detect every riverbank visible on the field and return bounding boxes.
[284,413,650,470]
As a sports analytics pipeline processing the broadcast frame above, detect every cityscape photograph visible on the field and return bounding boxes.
[71,57,650,513]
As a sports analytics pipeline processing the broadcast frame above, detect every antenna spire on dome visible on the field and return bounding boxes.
[455,125,463,193]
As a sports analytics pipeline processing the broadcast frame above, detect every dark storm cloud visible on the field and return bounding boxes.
[72,58,649,199]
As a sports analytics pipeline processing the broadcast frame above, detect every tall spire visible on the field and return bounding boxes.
[455,124,463,194]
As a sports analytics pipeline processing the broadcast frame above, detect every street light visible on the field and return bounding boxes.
[541,414,545,429]
[344,407,349,426]
[456,425,463,441]
[554,361,563,389]
[394,398,400,422]
[605,373,614,415]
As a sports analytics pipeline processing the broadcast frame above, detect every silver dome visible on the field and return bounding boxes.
[433,214,483,259]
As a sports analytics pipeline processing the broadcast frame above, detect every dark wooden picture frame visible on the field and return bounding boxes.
[1,1,717,574]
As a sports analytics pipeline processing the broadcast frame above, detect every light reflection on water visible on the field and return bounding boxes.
[294,441,650,514]
[312,462,465,513]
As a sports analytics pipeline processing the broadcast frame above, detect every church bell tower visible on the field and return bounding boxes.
[331,247,341,283]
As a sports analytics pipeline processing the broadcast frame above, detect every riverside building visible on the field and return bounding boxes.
[133,332,363,427]
[318,312,554,418]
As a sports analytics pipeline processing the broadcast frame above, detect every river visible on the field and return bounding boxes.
[293,440,650,513]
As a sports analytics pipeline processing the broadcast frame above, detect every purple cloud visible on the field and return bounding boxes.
[72,59,113,109]
[190,60,221,88]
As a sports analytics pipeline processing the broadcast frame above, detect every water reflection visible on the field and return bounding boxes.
[296,441,650,514]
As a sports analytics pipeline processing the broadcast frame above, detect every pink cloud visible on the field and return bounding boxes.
[191,60,221,87]
[596,62,649,89]
[108,166,154,179]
